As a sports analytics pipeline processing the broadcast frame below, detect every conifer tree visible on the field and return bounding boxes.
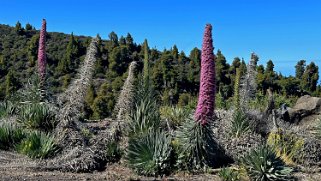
[57,33,79,74]
[5,70,18,97]
[15,21,24,35]
[295,60,306,79]
[27,34,39,67]
[302,62,319,92]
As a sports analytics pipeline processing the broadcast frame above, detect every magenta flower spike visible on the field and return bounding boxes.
[37,19,47,82]
[194,24,216,125]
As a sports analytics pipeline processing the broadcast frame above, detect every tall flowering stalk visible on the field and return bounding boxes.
[143,39,149,87]
[234,68,241,110]
[194,24,216,125]
[37,19,47,82]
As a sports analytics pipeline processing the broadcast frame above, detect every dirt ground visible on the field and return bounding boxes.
[0,150,221,181]
[1,150,321,181]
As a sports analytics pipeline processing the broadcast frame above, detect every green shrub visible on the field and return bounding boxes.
[175,117,216,171]
[177,93,191,107]
[274,95,297,109]
[16,131,59,159]
[0,101,16,118]
[13,76,45,104]
[218,167,240,181]
[249,92,268,111]
[126,129,173,176]
[240,144,293,181]
[17,103,56,131]
[160,106,191,127]
[267,130,304,165]
[105,140,122,163]
[0,123,25,150]
[230,110,250,138]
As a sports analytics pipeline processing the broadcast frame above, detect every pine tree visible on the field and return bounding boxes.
[57,33,80,74]
[25,23,33,31]
[266,60,274,73]
[125,33,134,51]
[172,45,179,61]
[5,70,18,97]
[107,31,119,50]
[256,65,265,92]
[215,49,230,93]
[302,62,319,92]
[177,51,187,89]
[295,60,306,79]
[108,46,131,78]
[15,21,24,35]
[27,34,39,67]
[187,47,201,93]
[119,36,126,46]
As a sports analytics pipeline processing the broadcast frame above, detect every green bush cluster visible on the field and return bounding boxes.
[160,106,191,127]
[17,103,56,131]
[0,101,15,118]
[218,167,240,181]
[16,131,59,159]
[0,123,25,150]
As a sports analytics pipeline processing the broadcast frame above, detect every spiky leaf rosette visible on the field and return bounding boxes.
[240,144,293,181]
[175,117,222,171]
[128,98,160,137]
[195,24,216,125]
[126,129,173,176]
[230,110,250,138]
[37,19,47,82]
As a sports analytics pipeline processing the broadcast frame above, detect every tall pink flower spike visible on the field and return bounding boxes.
[194,24,216,125]
[37,19,47,82]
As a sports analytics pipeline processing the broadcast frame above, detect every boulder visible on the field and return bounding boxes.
[287,95,321,123]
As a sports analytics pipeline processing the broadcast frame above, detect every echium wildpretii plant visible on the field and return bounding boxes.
[175,24,221,171]
[114,61,138,120]
[194,24,216,125]
[143,39,150,88]
[234,68,241,110]
[37,19,47,82]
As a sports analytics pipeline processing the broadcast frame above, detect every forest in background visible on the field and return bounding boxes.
[0,21,320,120]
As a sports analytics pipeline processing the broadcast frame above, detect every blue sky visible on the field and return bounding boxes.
[0,0,320,77]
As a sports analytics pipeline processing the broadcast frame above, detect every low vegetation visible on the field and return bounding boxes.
[16,131,59,159]
[240,145,294,181]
